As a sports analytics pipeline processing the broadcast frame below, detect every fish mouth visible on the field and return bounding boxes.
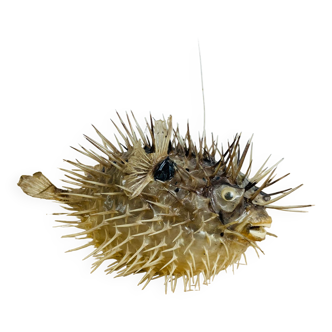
[249,226,267,240]
[234,207,272,241]
[248,222,271,241]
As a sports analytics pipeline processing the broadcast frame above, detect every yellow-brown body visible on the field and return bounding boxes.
[18,113,310,292]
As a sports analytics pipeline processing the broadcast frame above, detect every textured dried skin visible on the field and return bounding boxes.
[18,113,310,292]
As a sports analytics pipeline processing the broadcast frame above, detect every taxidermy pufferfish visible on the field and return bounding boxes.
[17,36,316,295]
[18,112,310,293]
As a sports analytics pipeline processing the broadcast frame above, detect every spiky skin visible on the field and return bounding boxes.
[18,113,310,293]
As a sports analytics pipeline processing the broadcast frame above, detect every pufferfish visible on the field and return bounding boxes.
[18,112,310,293]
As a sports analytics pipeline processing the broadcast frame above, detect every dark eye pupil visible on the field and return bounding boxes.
[224,192,234,200]
[154,157,175,181]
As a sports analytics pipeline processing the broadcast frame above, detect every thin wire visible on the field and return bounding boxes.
[196,35,207,148]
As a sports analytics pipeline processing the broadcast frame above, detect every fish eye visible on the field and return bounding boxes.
[154,157,175,182]
[211,184,245,213]
[221,188,236,201]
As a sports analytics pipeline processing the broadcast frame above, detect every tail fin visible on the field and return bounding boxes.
[18,172,61,200]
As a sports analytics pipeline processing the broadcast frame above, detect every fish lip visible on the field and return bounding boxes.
[249,222,271,229]
[249,223,272,229]
[236,207,272,229]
